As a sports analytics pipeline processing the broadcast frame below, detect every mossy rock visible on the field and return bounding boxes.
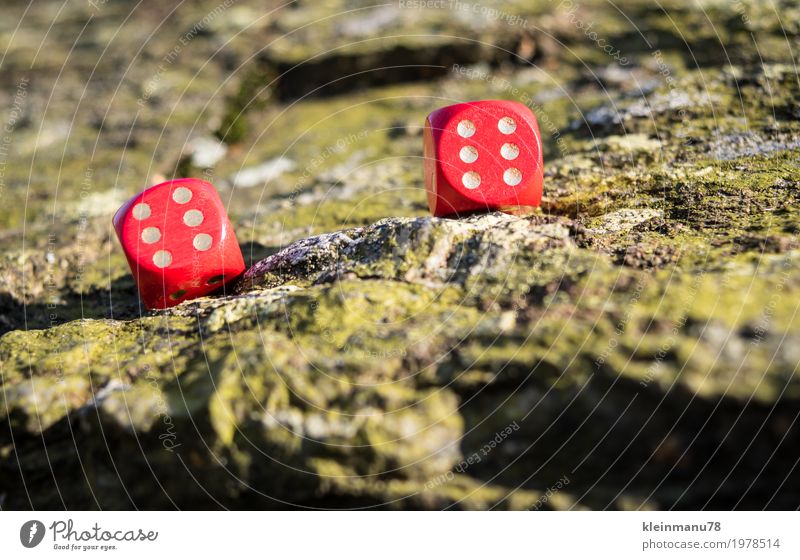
[1,0,799,510]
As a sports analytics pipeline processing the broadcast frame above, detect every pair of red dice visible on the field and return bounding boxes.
[114,100,543,309]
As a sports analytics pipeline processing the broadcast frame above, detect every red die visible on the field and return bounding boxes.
[113,178,245,309]
[423,100,544,217]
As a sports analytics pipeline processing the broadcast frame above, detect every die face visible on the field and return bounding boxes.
[113,178,245,309]
[424,100,544,217]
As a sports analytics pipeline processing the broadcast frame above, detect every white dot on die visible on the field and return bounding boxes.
[498,117,517,134]
[193,233,213,251]
[462,171,481,189]
[141,227,161,244]
[457,120,476,138]
[459,146,478,163]
[132,203,150,220]
[153,250,172,268]
[501,143,519,160]
[172,187,193,204]
[503,168,523,186]
[183,209,204,227]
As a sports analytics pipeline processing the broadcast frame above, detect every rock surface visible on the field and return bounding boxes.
[1,0,799,509]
